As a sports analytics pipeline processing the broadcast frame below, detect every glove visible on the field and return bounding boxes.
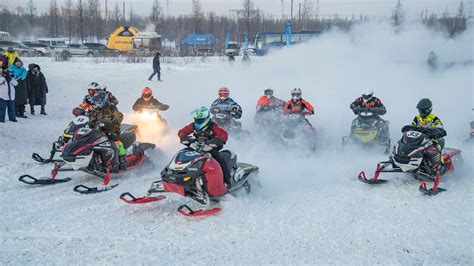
[98,119,112,130]
[189,142,199,151]
[202,144,213,152]
[180,135,195,145]
[301,110,313,116]
[207,137,224,149]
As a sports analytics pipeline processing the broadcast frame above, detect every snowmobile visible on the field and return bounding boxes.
[211,107,250,138]
[357,125,462,195]
[119,136,259,217]
[31,114,138,164]
[20,121,155,194]
[277,113,317,152]
[342,107,391,154]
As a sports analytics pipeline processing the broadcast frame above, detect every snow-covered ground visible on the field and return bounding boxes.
[1,22,473,264]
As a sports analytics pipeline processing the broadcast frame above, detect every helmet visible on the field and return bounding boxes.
[218,87,230,100]
[91,91,109,109]
[87,82,102,96]
[142,87,153,101]
[416,98,432,119]
[362,91,374,102]
[264,88,273,97]
[291,88,302,101]
[191,106,211,132]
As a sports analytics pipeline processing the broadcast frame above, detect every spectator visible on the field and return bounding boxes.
[148,52,161,81]
[0,69,18,123]
[9,58,28,118]
[3,47,20,68]
[27,63,48,115]
[0,55,7,70]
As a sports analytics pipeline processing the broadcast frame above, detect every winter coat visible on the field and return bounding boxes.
[210,98,243,118]
[283,99,315,115]
[0,55,7,70]
[0,74,18,101]
[178,121,228,144]
[3,51,20,67]
[132,96,169,112]
[89,104,124,141]
[26,64,48,106]
[10,60,28,105]
[350,97,386,115]
[152,55,160,70]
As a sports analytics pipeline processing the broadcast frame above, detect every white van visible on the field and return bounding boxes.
[37,38,67,47]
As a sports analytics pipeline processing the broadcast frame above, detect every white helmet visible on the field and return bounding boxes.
[362,91,374,102]
[291,88,302,101]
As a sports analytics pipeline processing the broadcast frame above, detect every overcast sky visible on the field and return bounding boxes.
[4,0,472,18]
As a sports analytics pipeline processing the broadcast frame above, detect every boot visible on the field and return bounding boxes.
[119,156,127,170]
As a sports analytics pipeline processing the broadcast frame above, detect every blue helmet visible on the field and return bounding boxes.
[91,91,109,109]
[191,106,211,132]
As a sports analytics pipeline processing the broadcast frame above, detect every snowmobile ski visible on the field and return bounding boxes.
[419,172,446,195]
[18,174,71,185]
[177,204,221,217]
[31,152,59,164]
[119,192,166,204]
[73,184,119,194]
[357,163,388,184]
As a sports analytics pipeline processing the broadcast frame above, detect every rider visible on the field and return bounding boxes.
[349,91,389,140]
[178,107,231,188]
[73,82,118,116]
[210,87,243,129]
[132,87,169,112]
[256,88,285,112]
[89,91,126,170]
[283,88,315,128]
[411,98,445,170]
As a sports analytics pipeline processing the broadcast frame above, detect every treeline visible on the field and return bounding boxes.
[0,0,470,45]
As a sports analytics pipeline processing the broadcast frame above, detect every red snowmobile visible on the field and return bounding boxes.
[358,125,462,195]
[20,123,155,194]
[120,137,259,217]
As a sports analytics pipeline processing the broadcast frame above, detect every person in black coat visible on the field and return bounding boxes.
[148,52,161,81]
[26,63,48,115]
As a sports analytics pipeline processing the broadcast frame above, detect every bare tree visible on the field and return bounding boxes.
[112,2,121,28]
[391,0,405,27]
[301,0,313,30]
[48,0,60,37]
[76,0,85,43]
[62,0,74,42]
[129,5,136,26]
[150,0,163,32]
[192,0,203,33]
[26,0,37,25]
[242,0,256,35]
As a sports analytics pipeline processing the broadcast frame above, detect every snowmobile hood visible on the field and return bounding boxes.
[174,149,202,164]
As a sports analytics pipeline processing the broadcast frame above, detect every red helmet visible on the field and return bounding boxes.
[218,87,230,100]
[142,87,153,101]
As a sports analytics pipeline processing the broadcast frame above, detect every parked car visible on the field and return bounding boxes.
[83,43,119,56]
[0,40,37,56]
[22,42,52,56]
[37,38,67,48]
[53,44,95,57]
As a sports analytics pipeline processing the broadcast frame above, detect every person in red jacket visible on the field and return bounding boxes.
[256,88,285,112]
[283,88,314,115]
[178,106,232,187]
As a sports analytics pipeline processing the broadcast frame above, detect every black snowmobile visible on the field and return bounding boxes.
[342,107,390,154]
[120,136,259,217]
[32,114,138,164]
[276,113,317,152]
[211,106,250,138]
[358,125,462,195]
[20,121,155,194]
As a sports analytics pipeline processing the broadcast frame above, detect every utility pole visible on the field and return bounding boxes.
[167,0,169,17]
[281,0,284,20]
[298,3,301,29]
[105,0,108,21]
